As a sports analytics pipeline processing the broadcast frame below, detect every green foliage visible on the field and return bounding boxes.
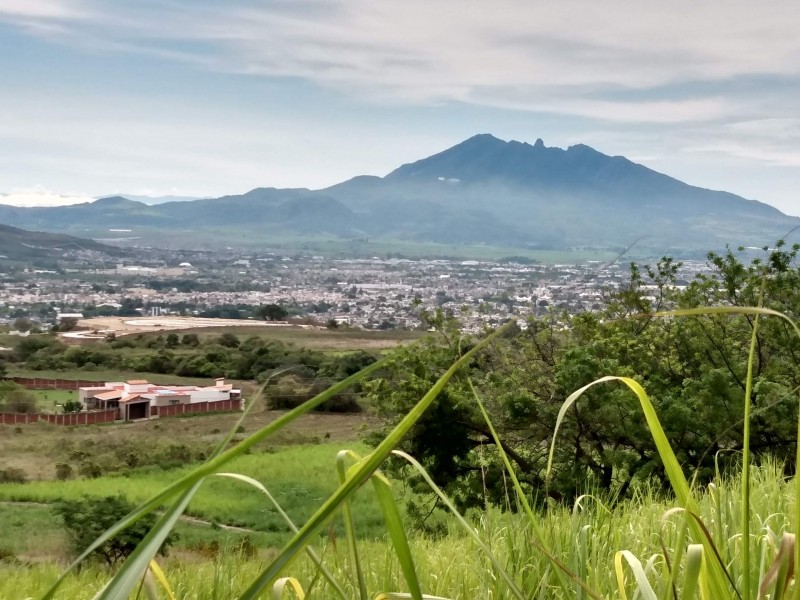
[0,468,27,484]
[365,244,800,508]
[55,463,74,481]
[181,333,200,347]
[53,495,176,566]
[257,303,288,321]
[1,388,38,414]
[62,400,82,414]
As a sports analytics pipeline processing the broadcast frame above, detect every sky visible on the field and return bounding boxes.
[1,1,800,214]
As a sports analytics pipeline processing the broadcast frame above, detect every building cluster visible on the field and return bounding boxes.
[0,249,714,332]
[79,378,242,420]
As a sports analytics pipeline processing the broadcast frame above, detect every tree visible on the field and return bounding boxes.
[363,243,800,509]
[54,317,79,332]
[0,359,6,378]
[257,304,288,321]
[181,333,200,347]
[165,333,180,349]
[63,400,83,414]
[53,495,177,566]
[12,317,32,333]
[2,389,37,414]
[217,333,241,348]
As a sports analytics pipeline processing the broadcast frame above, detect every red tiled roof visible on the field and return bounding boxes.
[120,394,149,403]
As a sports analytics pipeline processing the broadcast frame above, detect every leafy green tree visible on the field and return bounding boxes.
[165,333,180,349]
[364,243,800,509]
[217,333,241,348]
[12,317,32,333]
[63,400,83,414]
[181,333,200,347]
[257,304,288,321]
[53,495,176,566]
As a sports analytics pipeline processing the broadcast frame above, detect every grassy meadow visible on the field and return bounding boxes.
[0,462,795,599]
[4,249,800,598]
[0,443,387,545]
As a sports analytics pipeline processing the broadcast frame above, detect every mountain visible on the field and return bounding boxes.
[0,224,124,261]
[0,134,796,255]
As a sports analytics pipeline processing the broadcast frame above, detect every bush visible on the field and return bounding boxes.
[2,389,37,414]
[55,463,74,480]
[53,495,177,566]
[0,468,27,483]
[63,400,82,414]
[266,374,362,413]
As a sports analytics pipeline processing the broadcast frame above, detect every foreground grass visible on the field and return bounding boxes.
[0,463,793,599]
[0,443,388,546]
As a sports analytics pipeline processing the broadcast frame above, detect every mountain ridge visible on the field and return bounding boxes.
[0,134,795,254]
[0,223,124,261]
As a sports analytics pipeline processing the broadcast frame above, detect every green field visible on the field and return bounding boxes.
[0,443,386,547]
[30,389,80,411]
[0,462,793,599]
[155,325,421,352]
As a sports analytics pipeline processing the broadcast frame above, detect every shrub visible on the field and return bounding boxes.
[266,374,362,413]
[0,467,27,484]
[55,463,74,481]
[53,495,177,566]
[3,389,38,414]
[63,400,82,414]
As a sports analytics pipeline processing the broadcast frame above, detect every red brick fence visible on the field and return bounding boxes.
[2,376,103,390]
[0,409,118,426]
[152,398,242,417]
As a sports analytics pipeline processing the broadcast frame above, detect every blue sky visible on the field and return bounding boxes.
[2,1,800,215]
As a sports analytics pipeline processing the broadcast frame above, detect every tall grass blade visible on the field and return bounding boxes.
[614,550,657,600]
[215,472,348,600]
[370,470,423,600]
[758,533,795,600]
[146,559,176,600]
[272,576,306,599]
[546,376,732,599]
[42,359,388,599]
[390,450,528,600]
[237,322,516,600]
[338,449,423,600]
[468,379,600,599]
[337,450,370,600]
[682,544,704,600]
[644,305,800,599]
[741,307,761,600]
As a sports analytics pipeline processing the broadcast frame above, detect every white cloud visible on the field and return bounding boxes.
[0,186,93,207]
[0,0,86,19]
[4,1,800,122]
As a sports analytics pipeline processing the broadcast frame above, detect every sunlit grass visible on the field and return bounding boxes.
[8,305,800,599]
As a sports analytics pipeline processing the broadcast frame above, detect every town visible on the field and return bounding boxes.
[0,247,714,334]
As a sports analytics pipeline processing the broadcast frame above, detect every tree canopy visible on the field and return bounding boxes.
[53,495,176,566]
[364,242,800,510]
